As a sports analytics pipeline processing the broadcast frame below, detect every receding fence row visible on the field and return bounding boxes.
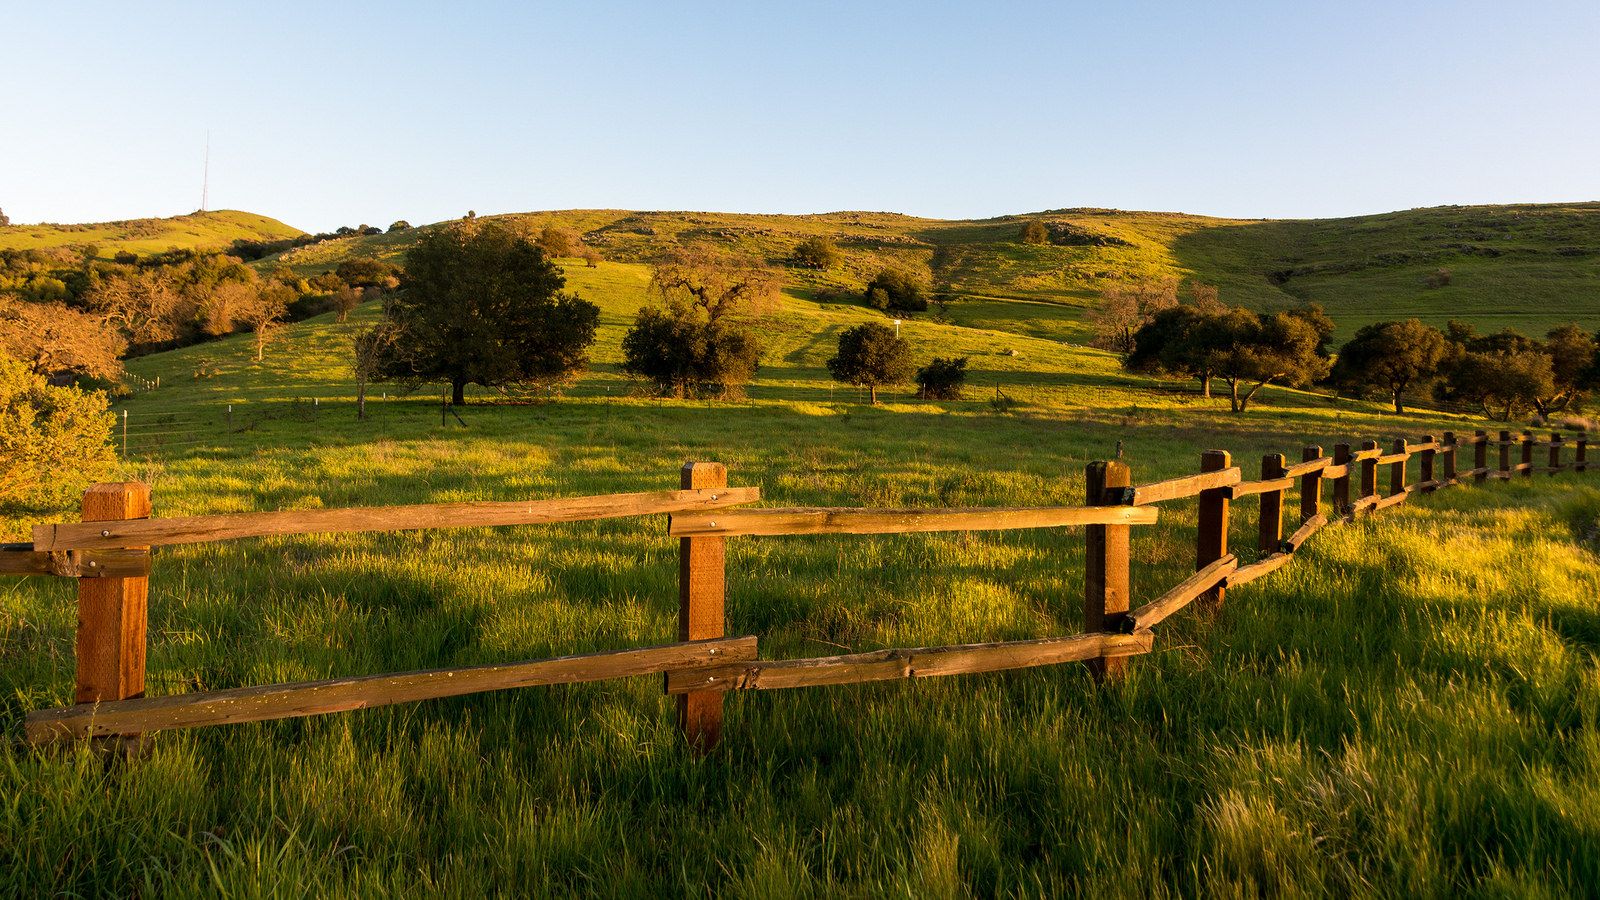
[5,428,1590,751]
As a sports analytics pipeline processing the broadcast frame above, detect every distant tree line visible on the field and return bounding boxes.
[1120,278,1600,419]
[227,219,413,262]
[0,244,402,385]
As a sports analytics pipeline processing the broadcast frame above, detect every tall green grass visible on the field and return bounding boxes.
[3,268,1598,895]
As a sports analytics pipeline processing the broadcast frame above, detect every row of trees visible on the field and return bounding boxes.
[1127,302,1334,412]
[0,245,398,384]
[1334,319,1599,419]
[1122,281,1600,420]
[351,222,967,412]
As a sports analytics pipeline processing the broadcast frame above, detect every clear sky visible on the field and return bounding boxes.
[3,1,1597,232]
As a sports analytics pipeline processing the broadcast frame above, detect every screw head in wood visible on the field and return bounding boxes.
[101,530,111,537]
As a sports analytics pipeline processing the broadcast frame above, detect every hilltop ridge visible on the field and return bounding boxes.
[0,209,301,257]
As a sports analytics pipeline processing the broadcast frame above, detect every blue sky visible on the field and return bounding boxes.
[3,1,1597,232]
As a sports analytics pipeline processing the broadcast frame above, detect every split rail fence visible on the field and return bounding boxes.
[5,428,1590,751]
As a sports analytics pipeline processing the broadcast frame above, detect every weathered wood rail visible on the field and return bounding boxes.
[5,428,1589,752]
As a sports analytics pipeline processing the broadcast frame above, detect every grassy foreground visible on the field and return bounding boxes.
[4,266,1600,895]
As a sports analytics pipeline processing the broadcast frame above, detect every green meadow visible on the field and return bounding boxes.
[0,210,301,258]
[4,251,1600,895]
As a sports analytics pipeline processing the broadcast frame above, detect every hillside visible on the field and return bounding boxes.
[268,203,1600,342]
[6,250,1600,894]
[0,209,301,257]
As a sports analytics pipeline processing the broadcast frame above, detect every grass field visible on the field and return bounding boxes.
[0,210,301,258]
[4,256,1600,894]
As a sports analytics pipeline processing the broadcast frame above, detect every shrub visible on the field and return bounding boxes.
[1020,221,1049,245]
[863,270,928,312]
[0,353,116,511]
[388,220,411,232]
[536,225,583,258]
[1424,267,1453,288]
[112,250,139,265]
[621,306,761,398]
[790,236,841,270]
[335,258,400,288]
[916,356,968,399]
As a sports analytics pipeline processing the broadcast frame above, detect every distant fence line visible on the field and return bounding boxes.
[4,428,1589,751]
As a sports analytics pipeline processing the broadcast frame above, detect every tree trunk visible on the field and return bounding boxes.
[451,379,467,406]
[1199,372,1211,399]
[1393,389,1405,415]
[869,385,878,404]
[1228,380,1241,413]
[254,330,265,362]
[1239,379,1273,413]
[357,379,367,420]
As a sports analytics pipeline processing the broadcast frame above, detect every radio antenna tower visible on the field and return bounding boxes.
[201,131,210,212]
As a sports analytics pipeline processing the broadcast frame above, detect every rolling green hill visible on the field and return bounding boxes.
[268,203,1600,342]
[0,209,302,258]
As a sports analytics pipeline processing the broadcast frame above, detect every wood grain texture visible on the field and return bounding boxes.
[1286,455,1330,478]
[1225,552,1293,587]
[1358,440,1380,506]
[1370,491,1409,512]
[664,632,1154,693]
[668,504,1157,537]
[677,463,729,752]
[1388,439,1409,497]
[1125,555,1236,632]
[36,487,761,551]
[1332,444,1352,515]
[75,483,151,707]
[0,545,150,578]
[1196,450,1232,611]
[1257,454,1287,555]
[1085,460,1133,680]
[1225,476,1296,500]
[1131,467,1241,505]
[1282,514,1327,552]
[28,637,758,743]
[1299,446,1323,525]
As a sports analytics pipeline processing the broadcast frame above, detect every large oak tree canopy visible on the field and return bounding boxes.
[1331,319,1449,414]
[381,217,599,404]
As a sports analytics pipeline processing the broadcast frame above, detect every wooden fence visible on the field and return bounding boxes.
[5,429,1590,751]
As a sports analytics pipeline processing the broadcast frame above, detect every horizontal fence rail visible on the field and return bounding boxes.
[27,637,756,743]
[33,487,761,551]
[9,428,1594,753]
[667,504,1157,537]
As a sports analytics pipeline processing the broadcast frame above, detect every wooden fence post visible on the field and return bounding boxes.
[1578,434,1588,473]
[1359,440,1379,508]
[1499,430,1511,478]
[678,462,727,751]
[1549,432,1562,476]
[1521,430,1534,478]
[1300,445,1323,524]
[1389,438,1408,497]
[1259,453,1286,555]
[1332,443,1352,515]
[1441,432,1457,485]
[1196,450,1231,610]
[76,483,153,717]
[1475,430,1489,483]
[1419,434,1436,490]
[1084,459,1132,680]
